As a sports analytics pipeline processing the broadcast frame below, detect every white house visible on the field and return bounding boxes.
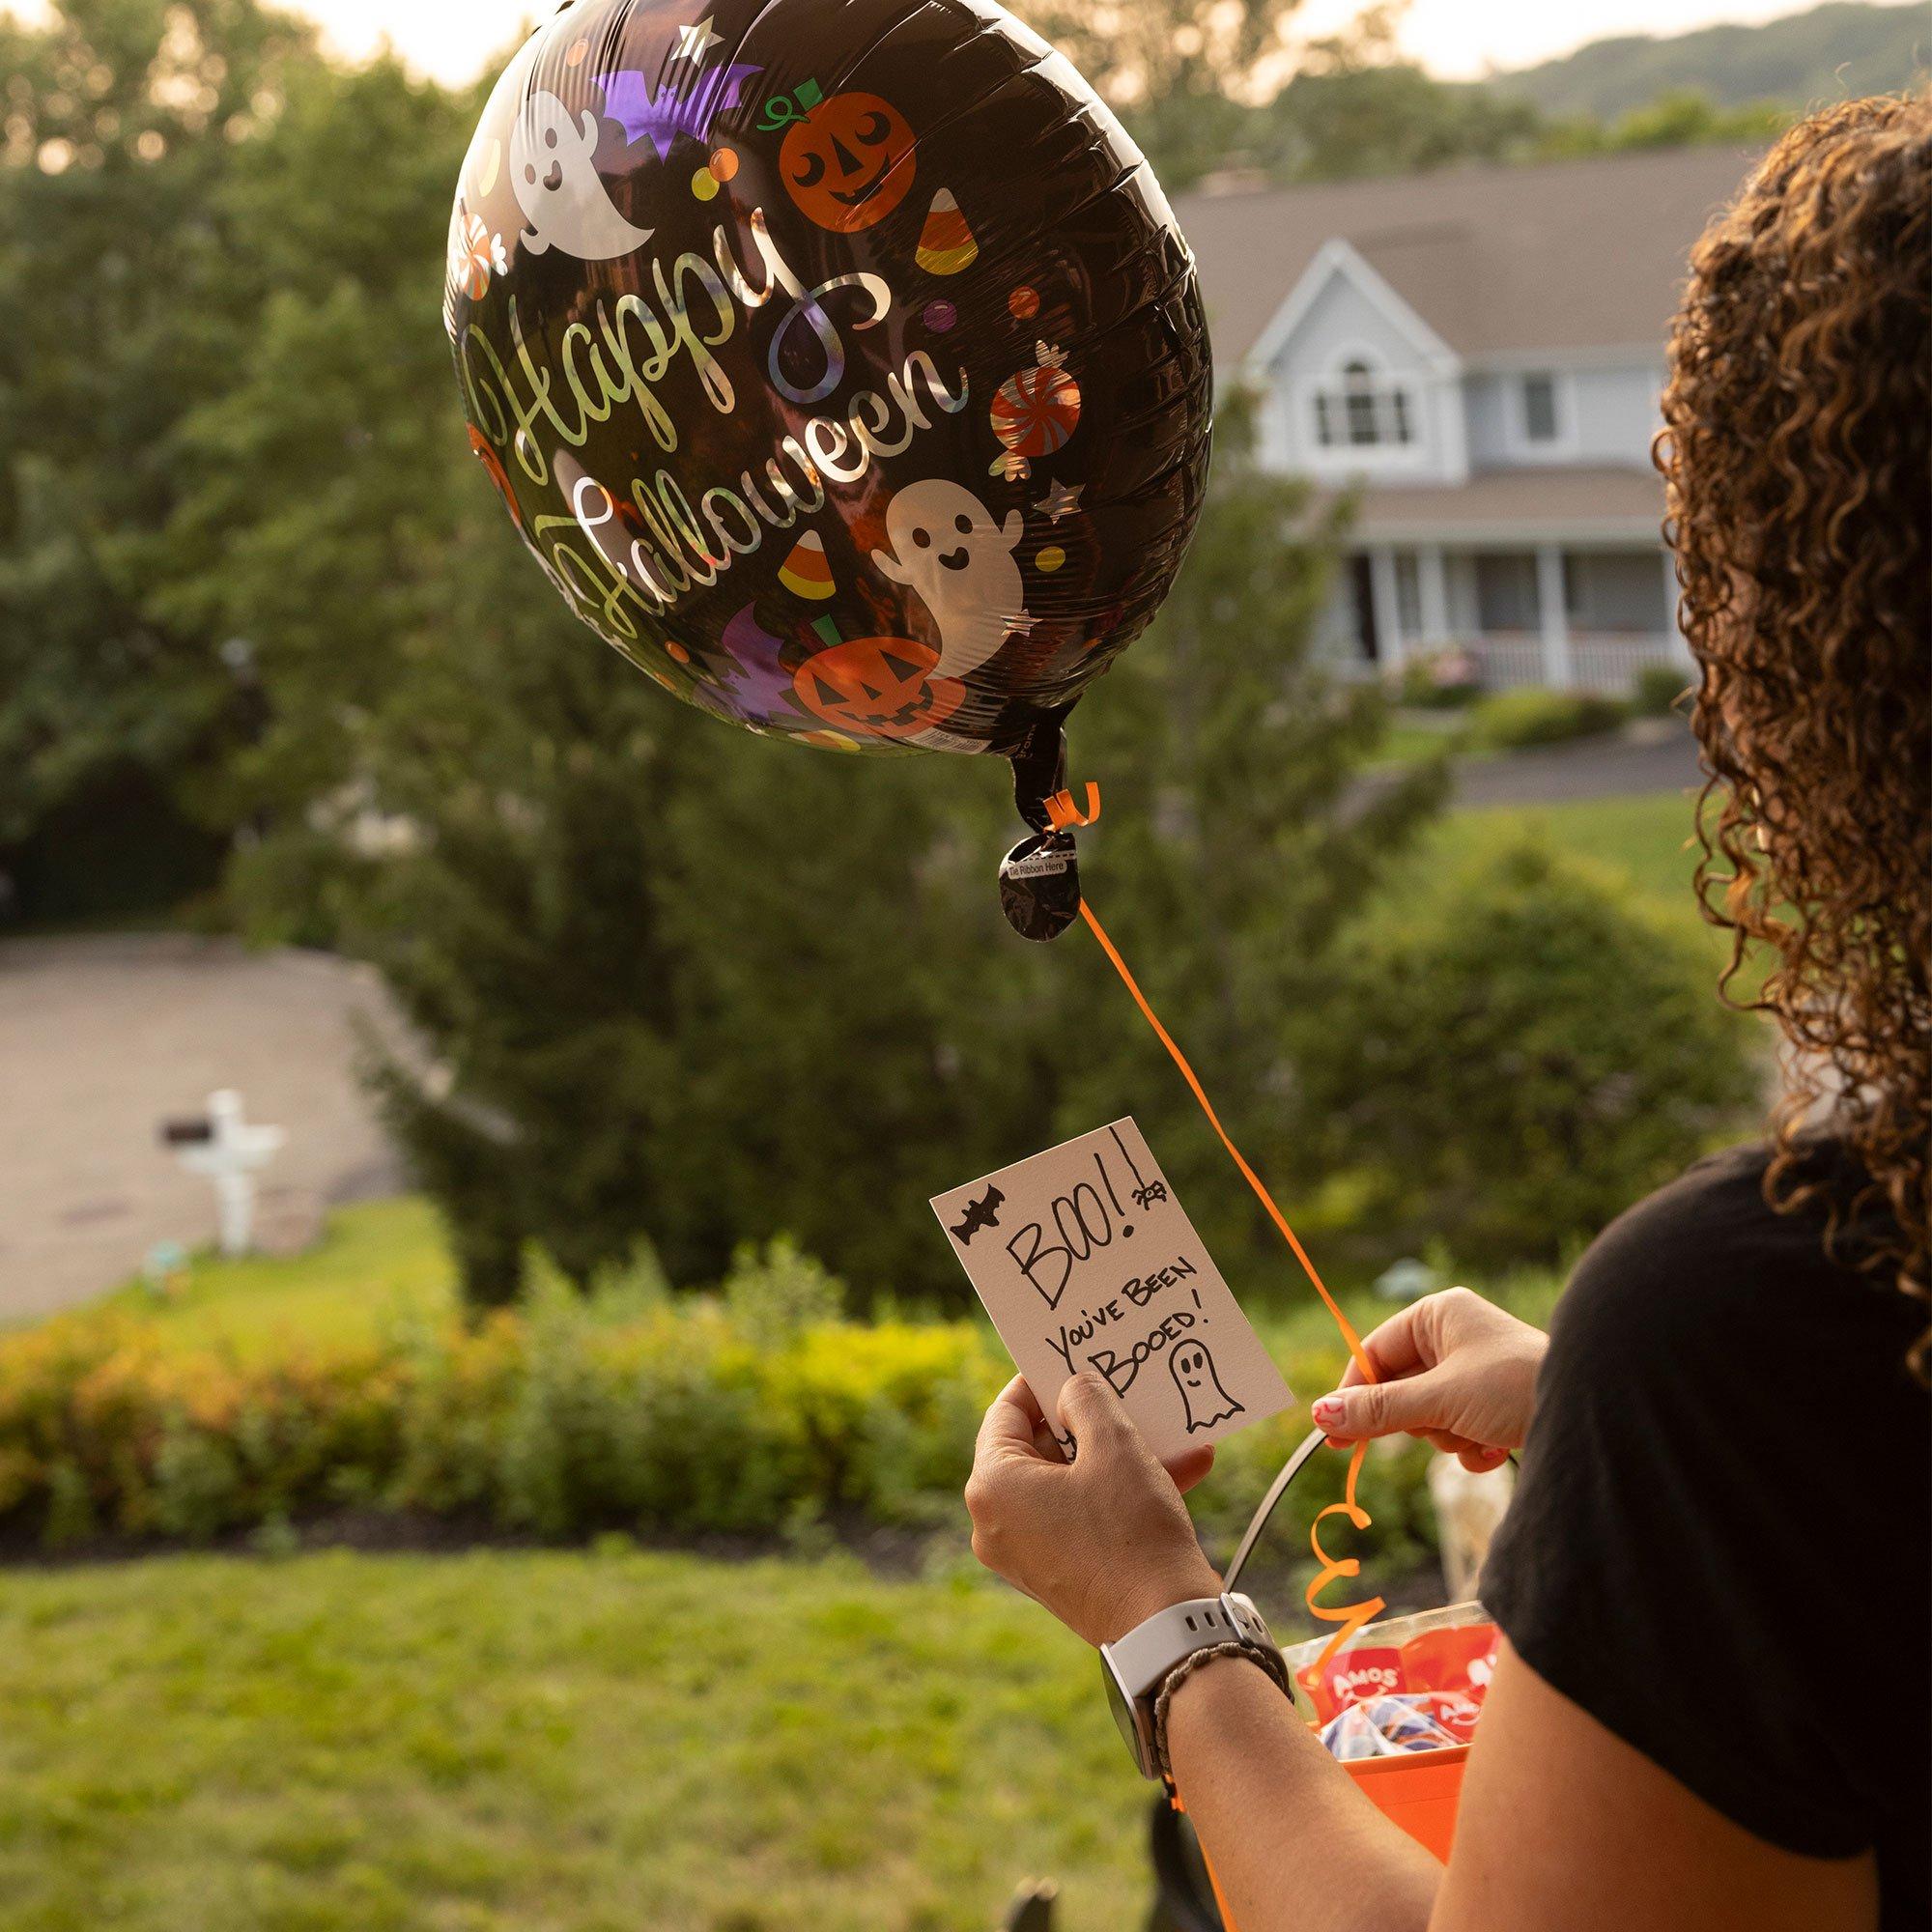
[1175,145,1764,692]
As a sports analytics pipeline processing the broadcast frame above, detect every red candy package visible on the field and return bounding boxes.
[1400,1622,1498,1742]
[1290,1605,1499,1748]
[1298,1644,1406,1723]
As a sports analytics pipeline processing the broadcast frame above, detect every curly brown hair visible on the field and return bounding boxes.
[1658,95,1931,1369]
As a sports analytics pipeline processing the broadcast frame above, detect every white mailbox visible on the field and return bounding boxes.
[160,1090,286,1258]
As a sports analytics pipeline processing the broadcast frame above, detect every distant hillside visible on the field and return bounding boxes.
[1487,1,1927,120]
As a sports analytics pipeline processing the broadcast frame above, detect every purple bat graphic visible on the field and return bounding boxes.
[690,603,802,728]
[596,63,762,161]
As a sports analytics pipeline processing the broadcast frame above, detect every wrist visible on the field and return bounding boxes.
[1098,1558,1224,1647]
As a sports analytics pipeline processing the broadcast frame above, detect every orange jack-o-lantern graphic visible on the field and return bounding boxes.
[781,93,916,233]
[793,636,962,740]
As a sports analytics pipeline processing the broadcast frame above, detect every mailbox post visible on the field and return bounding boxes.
[160,1090,287,1258]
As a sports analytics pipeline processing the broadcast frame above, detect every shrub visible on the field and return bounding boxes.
[1297,841,1759,1268]
[1632,662,1691,718]
[0,1279,1459,1573]
[722,1238,845,1350]
[1469,688,1626,751]
[0,1293,1010,1552]
[1398,648,1484,711]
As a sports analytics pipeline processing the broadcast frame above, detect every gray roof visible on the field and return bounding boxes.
[1173,144,1765,367]
[1334,466,1666,541]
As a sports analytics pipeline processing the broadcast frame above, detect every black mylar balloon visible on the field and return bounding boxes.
[444,0,1211,760]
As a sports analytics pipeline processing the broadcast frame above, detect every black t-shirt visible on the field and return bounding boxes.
[1482,1140,1930,1927]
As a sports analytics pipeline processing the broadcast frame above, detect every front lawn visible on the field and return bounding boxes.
[0,1546,1152,1932]
[96,1197,460,1359]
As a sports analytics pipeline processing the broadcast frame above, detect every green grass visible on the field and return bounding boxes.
[96,1197,459,1360]
[1430,788,1716,954]
[1366,718,1472,771]
[0,1547,1153,1932]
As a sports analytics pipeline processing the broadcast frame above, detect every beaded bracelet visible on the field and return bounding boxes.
[1151,1639,1293,1785]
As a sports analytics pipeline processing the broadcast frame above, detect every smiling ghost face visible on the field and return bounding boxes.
[1169,1338,1243,1435]
[510,90,653,261]
[781,93,916,233]
[871,479,1026,681]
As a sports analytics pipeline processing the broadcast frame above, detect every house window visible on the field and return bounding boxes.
[1520,373,1561,444]
[1314,357,1413,450]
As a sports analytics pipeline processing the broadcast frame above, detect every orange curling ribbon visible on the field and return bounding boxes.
[1043,782,1102,832]
[1070,883,1383,1675]
[1305,1442,1386,1670]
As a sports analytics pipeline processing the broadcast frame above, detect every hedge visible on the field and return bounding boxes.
[0,1290,1438,1574]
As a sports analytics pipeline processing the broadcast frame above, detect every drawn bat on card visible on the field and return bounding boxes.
[950,1186,1005,1245]
[596,63,762,161]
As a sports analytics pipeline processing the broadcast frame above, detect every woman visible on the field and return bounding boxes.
[965,97,1929,1931]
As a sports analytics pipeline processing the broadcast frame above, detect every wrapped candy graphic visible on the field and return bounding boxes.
[989,343,1081,481]
[450,205,507,302]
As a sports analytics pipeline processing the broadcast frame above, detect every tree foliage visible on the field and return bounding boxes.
[1296,842,1758,1266]
[0,0,316,907]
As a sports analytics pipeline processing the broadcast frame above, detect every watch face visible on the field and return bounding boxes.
[1100,1653,1143,1767]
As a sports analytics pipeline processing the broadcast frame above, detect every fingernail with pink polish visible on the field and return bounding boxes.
[1312,1396,1344,1427]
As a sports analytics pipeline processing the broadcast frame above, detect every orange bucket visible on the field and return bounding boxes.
[1213,1437,1496,1892]
[1340,1742,1469,1860]
[1281,1600,1492,1862]
[1166,1743,1468,1930]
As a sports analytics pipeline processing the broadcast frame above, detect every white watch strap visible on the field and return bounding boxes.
[1106,1592,1272,1700]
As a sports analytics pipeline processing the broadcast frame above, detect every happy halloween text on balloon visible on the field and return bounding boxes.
[454,204,970,646]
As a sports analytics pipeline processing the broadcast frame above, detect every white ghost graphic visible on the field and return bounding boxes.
[871,480,1029,682]
[511,90,653,262]
[1170,1339,1243,1435]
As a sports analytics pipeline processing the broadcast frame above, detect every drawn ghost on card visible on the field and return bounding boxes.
[871,480,1029,681]
[1171,1339,1243,1435]
[511,91,653,260]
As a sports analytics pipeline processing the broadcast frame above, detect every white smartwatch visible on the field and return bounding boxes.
[1099,1591,1290,1781]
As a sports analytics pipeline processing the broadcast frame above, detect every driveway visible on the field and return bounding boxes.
[1449,722,1704,809]
[0,935,409,1323]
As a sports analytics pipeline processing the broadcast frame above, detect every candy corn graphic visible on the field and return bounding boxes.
[778,530,835,600]
[916,190,978,275]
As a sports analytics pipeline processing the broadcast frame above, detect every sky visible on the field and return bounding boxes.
[259,0,1908,87]
[1,0,1915,86]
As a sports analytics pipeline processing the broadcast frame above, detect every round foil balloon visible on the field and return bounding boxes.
[444,0,1212,757]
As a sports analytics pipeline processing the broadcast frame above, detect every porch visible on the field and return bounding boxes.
[1327,540,1691,697]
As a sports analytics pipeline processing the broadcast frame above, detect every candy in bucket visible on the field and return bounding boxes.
[1286,1603,1498,1758]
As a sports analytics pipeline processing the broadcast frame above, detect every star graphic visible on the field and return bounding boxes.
[1037,480,1083,522]
[673,14,724,61]
[1004,613,1038,639]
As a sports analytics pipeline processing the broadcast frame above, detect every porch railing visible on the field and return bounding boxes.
[1328,633,1684,696]
[1469,632,1682,697]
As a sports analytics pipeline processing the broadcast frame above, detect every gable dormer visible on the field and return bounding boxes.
[1250,237,1468,487]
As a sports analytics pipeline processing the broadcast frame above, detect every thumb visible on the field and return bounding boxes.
[1310,1374,1442,1443]
[1056,1371,1139,1460]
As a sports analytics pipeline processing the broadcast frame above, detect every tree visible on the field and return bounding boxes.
[148,54,481,859]
[0,0,317,920]
[1253,12,1546,183]
[1011,0,1302,189]
[1295,841,1759,1268]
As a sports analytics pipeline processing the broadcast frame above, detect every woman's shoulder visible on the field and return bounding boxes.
[1550,1138,1918,1379]
[1486,1139,1928,1868]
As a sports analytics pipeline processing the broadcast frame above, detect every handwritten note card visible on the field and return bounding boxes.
[931,1119,1293,1463]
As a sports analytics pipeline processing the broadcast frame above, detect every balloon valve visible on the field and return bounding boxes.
[1001,719,1088,941]
[1000,830,1081,943]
